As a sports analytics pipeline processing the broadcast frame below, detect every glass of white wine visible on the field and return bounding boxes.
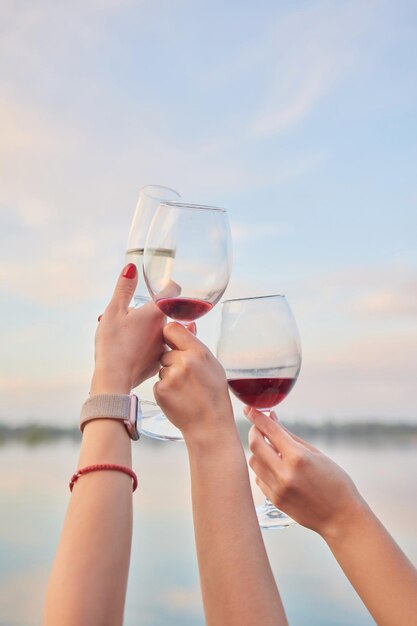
[125,185,181,433]
[126,185,181,307]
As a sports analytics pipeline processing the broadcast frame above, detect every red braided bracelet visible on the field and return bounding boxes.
[69,464,138,492]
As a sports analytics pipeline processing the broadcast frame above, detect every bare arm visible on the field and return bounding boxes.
[44,421,133,626]
[247,408,417,626]
[155,323,288,626]
[187,432,286,626]
[43,264,164,626]
[324,503,417,626]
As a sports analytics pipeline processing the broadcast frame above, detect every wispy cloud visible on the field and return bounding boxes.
[354,288,417,318]
[231,219,289,243]
[252,62,333,137]
[249,1,378,137]
[321,264,417,320]
[0,90,82,226]
[0,234,112,305]
[290,261,417,321]
[289,331,417,421]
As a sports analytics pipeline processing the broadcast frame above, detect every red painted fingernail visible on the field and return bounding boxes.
[97,314,102,322]
[122,263,137,279]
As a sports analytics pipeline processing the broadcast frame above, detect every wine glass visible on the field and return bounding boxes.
[142,201,233,441]
[125,185,181,427]
[217,295,302,529]
[125,185,181,307]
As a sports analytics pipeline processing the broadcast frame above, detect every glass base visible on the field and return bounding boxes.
[256,498,296,530]
[140,401,184,442]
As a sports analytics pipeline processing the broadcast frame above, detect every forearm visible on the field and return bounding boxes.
[323,499,417,626]
[44,420,133,626]
[186,425,287,626]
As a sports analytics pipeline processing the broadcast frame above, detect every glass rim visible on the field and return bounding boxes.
[140,184,181,201]
[159,201,226,213]
[222,294,286,304]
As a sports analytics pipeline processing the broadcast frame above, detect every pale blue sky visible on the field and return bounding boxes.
[1,0,416,422]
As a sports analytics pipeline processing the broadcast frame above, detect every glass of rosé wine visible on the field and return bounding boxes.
[217,294,302,529]
[142,201,232,441]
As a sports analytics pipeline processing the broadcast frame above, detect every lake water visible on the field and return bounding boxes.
[0,437,416,625]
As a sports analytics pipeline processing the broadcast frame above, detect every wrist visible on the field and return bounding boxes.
[79,419,132,467]
[320,490,372,544]
[186,426,248,484]
[90,370,131,396]
[184,418,242,455]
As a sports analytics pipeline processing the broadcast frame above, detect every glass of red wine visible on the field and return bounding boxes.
[217,294,302,529]
[142,201,232,441]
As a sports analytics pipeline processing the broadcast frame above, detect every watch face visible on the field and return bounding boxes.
[128,394,140,441]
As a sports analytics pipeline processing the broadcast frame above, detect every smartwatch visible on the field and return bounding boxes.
[80,394,141,441]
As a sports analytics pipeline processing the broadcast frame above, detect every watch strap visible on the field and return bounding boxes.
[80,394,139,440]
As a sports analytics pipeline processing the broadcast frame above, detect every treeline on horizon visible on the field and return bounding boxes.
[1,420,417,447]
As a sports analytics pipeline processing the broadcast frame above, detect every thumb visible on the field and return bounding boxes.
[108,263,138,312]
[163,321,201,350]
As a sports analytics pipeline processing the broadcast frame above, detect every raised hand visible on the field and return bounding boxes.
[154,324,288,626]
[154,322,234,443]
[246,407,363,538]
[246,407,417,626]
[91,263,165,396]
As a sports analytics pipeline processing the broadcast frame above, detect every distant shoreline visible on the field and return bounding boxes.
[1,420,417,447]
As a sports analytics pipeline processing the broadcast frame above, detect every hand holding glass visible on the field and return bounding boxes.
[142,201,232,440]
